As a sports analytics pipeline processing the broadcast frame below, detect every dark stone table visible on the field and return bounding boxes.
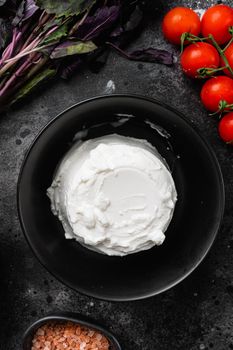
[1,1,233,349]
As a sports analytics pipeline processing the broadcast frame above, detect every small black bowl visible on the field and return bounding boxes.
[17,95,225,301]
[22,313,121,350]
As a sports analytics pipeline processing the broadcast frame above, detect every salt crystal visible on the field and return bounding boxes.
[96,334,102,341]
[58,337,65,343]
[37,329,45,336]
[31,323,110,350]
[80,342,86,350]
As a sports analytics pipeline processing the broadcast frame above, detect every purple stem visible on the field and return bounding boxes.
[1,19,30,65]
[0,30,23,66]
[21,12,50,51]
[39,10,46,24]
[44,25,59,38]
[106,41,130,59]
[5,36,41,63]
[83,13,119,41]
[0,54,36,96]
[13,21,32,52]
[9,29,17,57]
[1,46,12,66]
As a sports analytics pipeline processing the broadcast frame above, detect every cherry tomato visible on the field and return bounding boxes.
[200,76,233,112]
[162,7,201,45]
[180,42,220,78]
[218,112,233,143]
[220,42,233,77]
[201,5,233,45]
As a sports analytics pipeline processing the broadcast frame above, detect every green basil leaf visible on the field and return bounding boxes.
[50,40,97,59]
[10,67,56,104]
[35,0,96,17]
[40,22,69,46]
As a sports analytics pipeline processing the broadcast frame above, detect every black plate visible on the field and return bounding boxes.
[17,95,225,301]
[22,313,121,350]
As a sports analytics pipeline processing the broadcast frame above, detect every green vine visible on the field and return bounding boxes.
[180,29,233,117]
[180,31,233,78]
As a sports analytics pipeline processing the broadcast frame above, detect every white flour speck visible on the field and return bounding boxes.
[194,8,206,19]
[104,80,116,93]
[173,55,178,63]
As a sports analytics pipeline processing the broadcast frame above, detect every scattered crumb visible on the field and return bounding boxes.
[31,321,110,350]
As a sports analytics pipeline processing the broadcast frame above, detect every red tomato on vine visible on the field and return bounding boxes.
[180,42,220,78]
[218,113,233,143]
[162,7,201,45]
[200,76,233,112]
[220,42,233,77]
[201,5,233,45]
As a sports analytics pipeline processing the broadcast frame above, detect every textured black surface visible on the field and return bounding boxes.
[1,1,233,349]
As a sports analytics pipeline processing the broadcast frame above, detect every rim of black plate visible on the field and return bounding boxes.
[17,94,225,301]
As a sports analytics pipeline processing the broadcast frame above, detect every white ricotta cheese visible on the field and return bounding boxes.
[47,134,177,256]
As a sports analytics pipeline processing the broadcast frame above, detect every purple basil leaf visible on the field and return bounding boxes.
[12,0,38,26]
[109,44,174,66]
[22,0,38,22]
[76,5,120,41]
[110,5,143,46]
[128,48,174,65]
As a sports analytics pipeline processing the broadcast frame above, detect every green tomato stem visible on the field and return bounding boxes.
[223,36,233,52]
[208,34,233,76]
[198,66,228,78]
[180,32,233,77]
[210,100,233,117]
